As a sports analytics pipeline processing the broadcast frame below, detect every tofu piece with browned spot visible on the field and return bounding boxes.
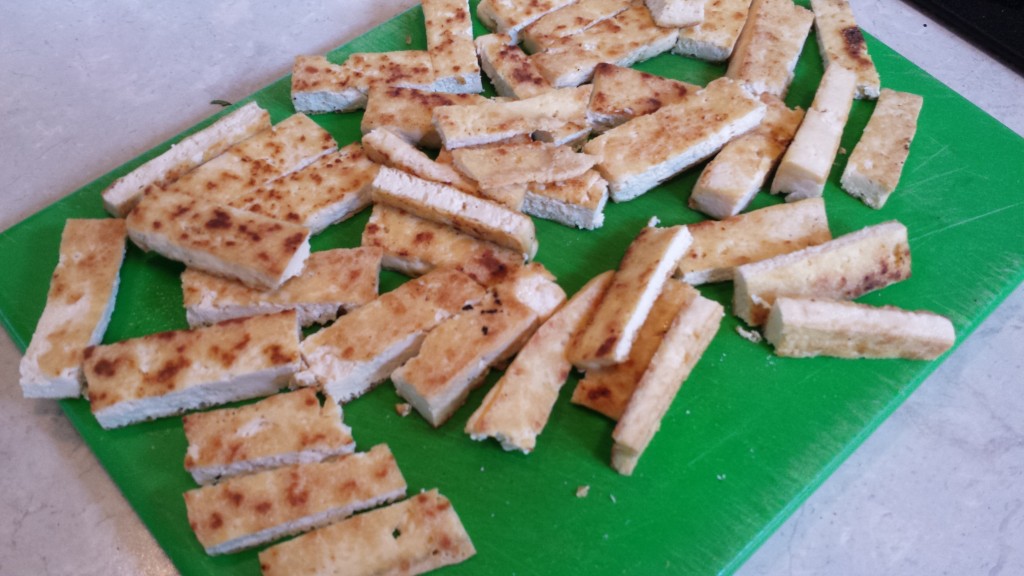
[101,102,271,217]
[423,0,483,93]
[182,388,355,485]
[84,311,302,429]
[677,198,831,285]
[258,490,475,576]
[726,0,814,98]
[586,63,699,133]
[570,224,693,370]
[291,53,436,114]
[733,221,911,326]
[451,141,598,188]
[810,0,880,99]
[295,268,486,403]
[362,86,488,149]
[476,0,580,43]
[841,89,923,208]
[126,190,311,291]
[184,444,405,555]
[764,297,955,359]
[468,271,613,452]
[674,0,753,62]
[19,219,127,399]
[475,33,552,99]
[646,0,704,27]
[520,0,633,53]
[181,247,382,328]
[523,169,609,230]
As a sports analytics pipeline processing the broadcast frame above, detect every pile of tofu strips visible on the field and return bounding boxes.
[15,0,958,573]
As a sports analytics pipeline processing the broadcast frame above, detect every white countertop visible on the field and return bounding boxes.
[1,1,1021,574]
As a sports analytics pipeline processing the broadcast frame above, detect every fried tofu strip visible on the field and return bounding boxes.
[361,205,524,286]
[677,198,831,285]
[19,219,127,399]
[689,94,804,219]
[477,0,580,43]
[433,86,590,149]
[84,311,302,429]
[764,297,955,359]
[361,86,487,149]
[673,0,753,62]
[476,33,552,99]
[520,0,633,53]
[841,89,924,209]
[611,289,723,475]
[771,64,857,200]
[423,0,483,93]
[810,0,880,99]
[101,102,271,217]
[181,247,381,328]
[393,268,566,427]
[467,271,613,453]
[221,143,378,234]
[726,0,814,98]
[258,490,475,576]
[522,169,609,230]
[127,190,311,291]
[451,141,598,188]
[570,224,693,370]
[530,6,679,88]
[371,167,539,259]
[586,63,698,134]
[646,0,704,28]
[572,279,696,420]
[584,77,765,202]
[295,268,486,403]
[291,53,436,114]
[733,220,911,326]
[184,445,405,555]
[362,128,476,193]
[182,388,355,485]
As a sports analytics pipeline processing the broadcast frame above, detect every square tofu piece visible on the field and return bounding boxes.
[423,0,483,93]
[258,490,475,576]
[646,0,704,28]
[84,311,302,429]
[126,190,311,291]
[477,0,580,43]
[522,169,609,230]
[570,224,693,370]
[184,444,406,555]
[689,94,805,219]
[361,205,524,286]
[224,143,379,234]
[165,113,338,202]
[674,0,754,62]
[19,219,127,399]
[181,247,382,328]
[611,289,723,475]
[182,388,356,485]
[520,0,633,53]
[841,89,924,209]
[572,279,697,420]
[771,64,857,200]
[466,270,613,453]
[677,198,831,285]
[291,53,436,114]
[584,77,765,202]
[586,63,699,134]
[451,141,598,188]
[764,297,955,359]
[531,6,680,88]
[810,0,881,99]
[371,167,539,260]
[733,220,911,326]
[101,102,271,217]
[433,85,590,149]
[726,0,814,98]
[361,86,487,149]
[295,268,486,403]
[475,33,552,99]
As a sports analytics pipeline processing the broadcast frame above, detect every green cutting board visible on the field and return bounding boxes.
[2,2,1022,574]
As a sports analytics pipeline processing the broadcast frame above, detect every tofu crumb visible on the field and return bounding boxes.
[735,326,763,343]
[646,216,661,227]
[576,485,590,498]
[405,35,412,45]
[395,403,412,417]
